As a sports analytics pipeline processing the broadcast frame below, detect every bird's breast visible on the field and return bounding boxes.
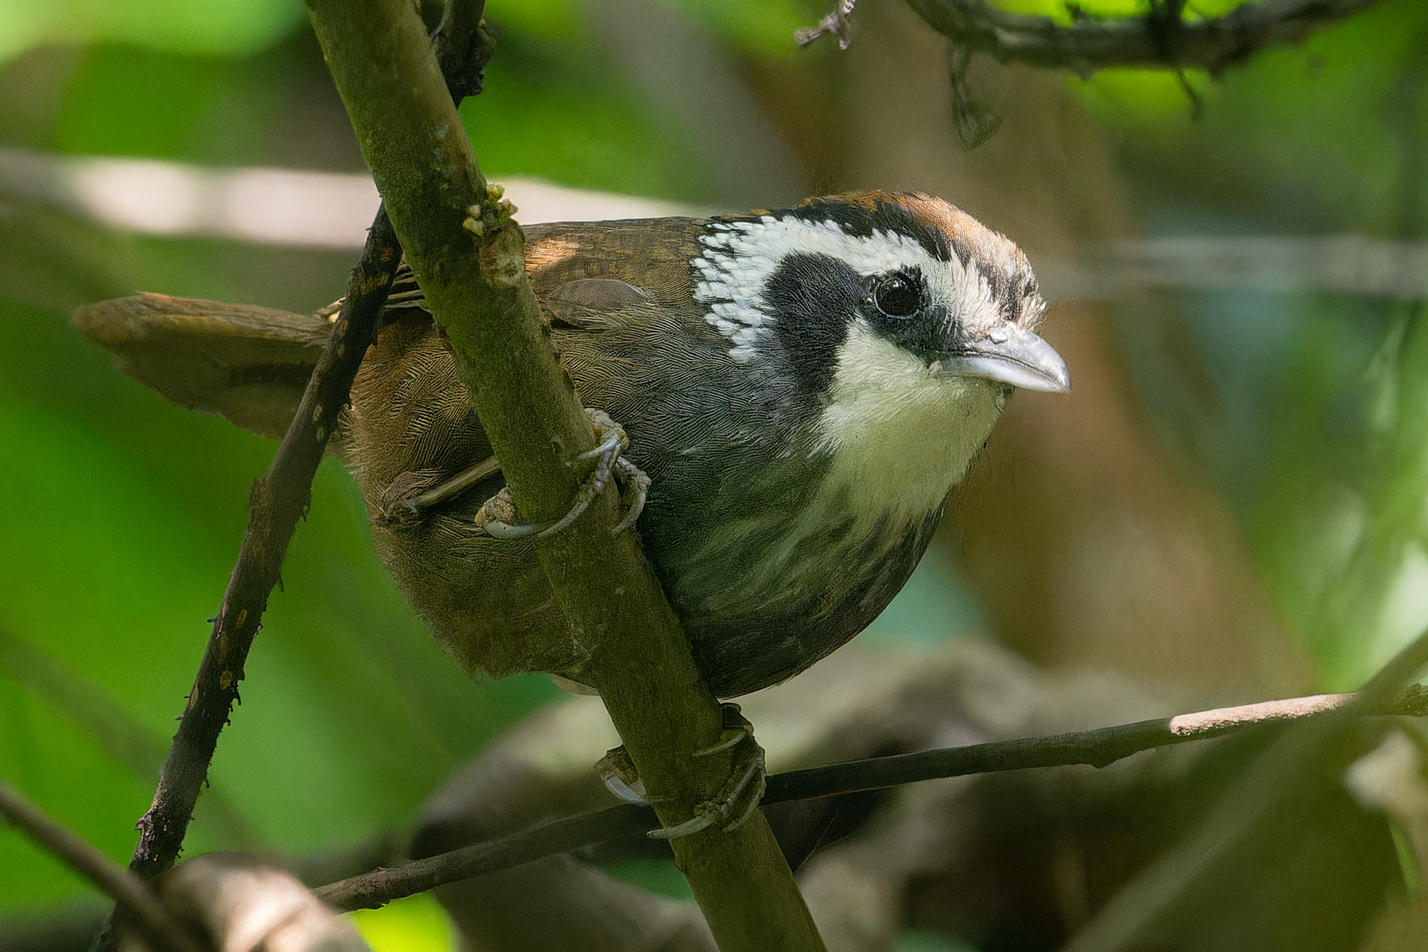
[652,330,1004,626]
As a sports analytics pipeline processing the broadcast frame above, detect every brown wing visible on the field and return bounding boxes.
[524,218,701,311]
[72,219,710,686]
[522,219,723,431]
[70,293,332,440]
[346,218,712,684]
[342,217,707,492]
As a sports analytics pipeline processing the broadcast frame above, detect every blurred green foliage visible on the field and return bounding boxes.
[0,0,1425,948]
[0,234,563,909]
[1076,0,1428,232]
[994,0,1245,22]
[348,893,455,952]
[1079,0,1428,689]
[54,48,275,163]
[0,0,304,61]
[461,50,711,201]
[1253,307,1428,689]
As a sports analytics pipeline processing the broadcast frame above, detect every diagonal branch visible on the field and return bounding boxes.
[108,0,496,892]
[121,206,401,886]
[302,1,824,948]
[0,780,204,952]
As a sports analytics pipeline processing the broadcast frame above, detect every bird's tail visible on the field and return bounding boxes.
[71,293,334,440]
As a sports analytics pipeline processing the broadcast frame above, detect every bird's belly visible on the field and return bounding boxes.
[657,475,943,696]
[645,377,1003,695]
[674,484,881,615]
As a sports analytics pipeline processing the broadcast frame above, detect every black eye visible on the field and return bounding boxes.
[872,272,921,319]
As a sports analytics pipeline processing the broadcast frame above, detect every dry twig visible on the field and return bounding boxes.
[798,0,1379,75]
[904,0,1378,74]
[316,682,1428,910]
[106,0,494,890]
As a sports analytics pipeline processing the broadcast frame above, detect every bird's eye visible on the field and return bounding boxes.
[872,272,921,319]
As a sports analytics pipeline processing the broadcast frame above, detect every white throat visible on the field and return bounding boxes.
[814,319,1006,529]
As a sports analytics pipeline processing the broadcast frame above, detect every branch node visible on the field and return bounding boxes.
[795,0,857,49]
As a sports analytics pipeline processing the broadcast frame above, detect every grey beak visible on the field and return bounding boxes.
[934,324,1071,393]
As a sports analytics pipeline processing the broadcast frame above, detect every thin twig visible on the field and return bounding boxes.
[1061,627,1428,952]
[315,804,654,911]
[0,780,205,952]
[313,683,1428,909]
[899,0,1378,75]
[795,0,857,49]
[126,211,402,884]
[432,0,497,101]
[763,685,1426,804]
[122,1,494,889]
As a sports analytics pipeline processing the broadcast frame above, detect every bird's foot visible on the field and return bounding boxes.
[597,704,767,839]
[654,705,766,839]
[475,408,648,539]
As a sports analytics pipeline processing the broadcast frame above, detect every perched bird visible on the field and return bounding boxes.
[74,191,1068,699]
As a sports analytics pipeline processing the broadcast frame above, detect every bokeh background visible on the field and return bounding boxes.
[2,0,1426,948]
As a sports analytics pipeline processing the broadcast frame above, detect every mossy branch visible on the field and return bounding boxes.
[301,1,825,947]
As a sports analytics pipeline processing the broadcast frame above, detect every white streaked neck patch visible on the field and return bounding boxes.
[815,318,1006,528]
[693,213,995,362]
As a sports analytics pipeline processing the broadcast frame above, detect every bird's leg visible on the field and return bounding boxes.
[380,456,503,524]
[598,704,768,838]
[476,408,648,539]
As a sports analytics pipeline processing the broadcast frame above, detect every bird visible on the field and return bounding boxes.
[73,190,1069,699]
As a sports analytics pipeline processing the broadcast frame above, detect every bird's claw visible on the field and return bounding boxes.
[597,745,662,804]
[474,488,536,538]
[692,703,757,757]
[651,705,766,840]
[475,408,648,539]
[611,456,650,535]
[595,706,767,838]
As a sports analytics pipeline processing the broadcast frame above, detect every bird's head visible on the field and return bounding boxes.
[695,191,1067,394]
[691,191,1068,523]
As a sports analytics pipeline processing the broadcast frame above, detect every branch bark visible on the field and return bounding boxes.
[301,2,823,948]
[315,804,654,911]
[763,684,1427,803]
[113,213,399,888]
